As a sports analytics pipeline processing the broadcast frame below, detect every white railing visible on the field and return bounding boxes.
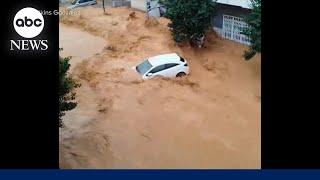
[213,14,251,45]
[213,27,251,46]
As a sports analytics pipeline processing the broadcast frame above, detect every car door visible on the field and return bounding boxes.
[78,0,89,7]
[88,0,95,5]
[145,64,166,79]
[161,63,180,77]
[83,0,91,6]
[76,0,84,6]
[85,0,94,6]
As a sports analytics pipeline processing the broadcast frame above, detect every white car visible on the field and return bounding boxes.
[68,0,97,10]
[133,53,189,79]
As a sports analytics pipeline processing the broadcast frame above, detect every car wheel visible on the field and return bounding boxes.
[176,72,186,77]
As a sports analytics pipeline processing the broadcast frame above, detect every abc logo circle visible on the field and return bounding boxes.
[13,7,44,38]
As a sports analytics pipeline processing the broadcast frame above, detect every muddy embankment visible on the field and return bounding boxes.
[59,6,261,168]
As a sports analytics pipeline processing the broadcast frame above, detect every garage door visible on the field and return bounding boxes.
[222,14,250,45]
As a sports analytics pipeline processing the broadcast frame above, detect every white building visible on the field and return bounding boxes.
[216,0,251,9]
[131,0,146,11]
[130,0,253,45]
[213,0,252,45]
[131,0,161,17]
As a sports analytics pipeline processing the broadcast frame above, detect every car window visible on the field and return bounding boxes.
[165,63,179,69]
[79,0,89,3]
[136,60,153,75]
[150,64,166,73]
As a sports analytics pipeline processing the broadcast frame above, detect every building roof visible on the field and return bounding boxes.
[148,53,181,67]
[216,0,252,9]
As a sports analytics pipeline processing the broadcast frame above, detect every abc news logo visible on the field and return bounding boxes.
[16,16,42,27]
[10,7,48,51]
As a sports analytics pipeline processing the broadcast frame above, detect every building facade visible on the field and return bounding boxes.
[130,0,252,45]
[213,0,251,45]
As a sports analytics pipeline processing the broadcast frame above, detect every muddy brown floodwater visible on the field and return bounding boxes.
[59,23,107,69]
[59,7,261,169]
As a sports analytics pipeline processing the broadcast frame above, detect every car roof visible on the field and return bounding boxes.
[148,53,181,67]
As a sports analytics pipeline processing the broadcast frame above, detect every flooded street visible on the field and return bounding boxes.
[59,7,260,169]
[59,23,106,69]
